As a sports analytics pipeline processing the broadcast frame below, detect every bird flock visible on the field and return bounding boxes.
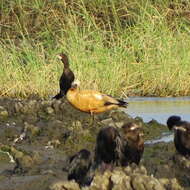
[53,53,190,187]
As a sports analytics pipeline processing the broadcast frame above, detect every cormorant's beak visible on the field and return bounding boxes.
[174,126,187,132]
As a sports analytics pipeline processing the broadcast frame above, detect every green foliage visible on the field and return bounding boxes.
[0,0,190,97]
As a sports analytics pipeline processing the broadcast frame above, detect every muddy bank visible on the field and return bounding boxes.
[0,98,189,190]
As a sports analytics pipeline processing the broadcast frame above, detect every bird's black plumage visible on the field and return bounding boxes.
[167,115,181,130]
[53,53,75,99]
[94,124,144,170]
[94,127,123,171]
[167,115,190,157]
[120,122,144,166]
[67,149,92,186]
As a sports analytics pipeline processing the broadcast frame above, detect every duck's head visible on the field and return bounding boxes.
[70,79,80,89]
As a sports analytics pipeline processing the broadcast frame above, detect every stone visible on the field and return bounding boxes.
[46,107,54,114]
[50,180,80,190]
[90,171,112,190]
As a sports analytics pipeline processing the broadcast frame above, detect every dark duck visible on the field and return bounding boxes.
[67,149,92,186]
[66,80,128,115]
[53,53,75,99]
[94,126,123,172]
[167,115,190,157]
[120,122,144,166]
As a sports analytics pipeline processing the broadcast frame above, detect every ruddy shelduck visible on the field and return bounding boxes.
[66,80,128,114]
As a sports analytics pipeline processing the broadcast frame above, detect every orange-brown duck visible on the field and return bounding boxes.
[167,115,190,157]
[66,80,128,114]
[53,53,75,99]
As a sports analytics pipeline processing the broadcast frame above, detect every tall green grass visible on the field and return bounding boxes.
[0,0,190,98]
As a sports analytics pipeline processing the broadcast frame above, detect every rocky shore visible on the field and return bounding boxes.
[0,98,189,190]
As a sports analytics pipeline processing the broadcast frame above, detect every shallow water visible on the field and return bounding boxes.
[145,132,174,144]
[126,96,190,125]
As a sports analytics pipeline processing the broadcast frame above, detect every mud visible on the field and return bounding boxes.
[0,97,189,190]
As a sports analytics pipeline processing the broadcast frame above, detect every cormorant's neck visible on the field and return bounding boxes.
[61,58,69,68]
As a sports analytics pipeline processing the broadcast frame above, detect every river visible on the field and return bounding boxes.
[127,96,190,125]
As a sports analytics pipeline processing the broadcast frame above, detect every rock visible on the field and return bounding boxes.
[110,168,132,190]
[145,176,165,190]
[24,122,41,137]
[130,174,165,190]
[14,102,23,113]
[0,145,42,174]
[173,153,190,170]
[114,121,125,128]
[47,139,61,148]
[0,106,8,119]
[0,110,8,118]
[3,127,20,142]
[113,175,132,190]
[46,120,71,142]
[134,116,144,122]
[110,111,132,123]
[147,119,159,125]
[90,171,112,190]
[46,107,54,114]
[159,178,184,190]
[52,100,62,113]
[159,178,170,188]
[41,100,52,107]
[111,168,127,185]
[131,174,147,190]
[169,178,184,190]
[123,166,132,175]
[50,180,80,190]
[100,118,115,127]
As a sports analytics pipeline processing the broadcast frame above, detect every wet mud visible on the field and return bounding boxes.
[0,98,189,190]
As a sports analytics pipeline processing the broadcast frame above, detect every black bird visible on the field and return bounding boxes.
[120,122,144,166]
[67,149,92,186]
[53,53,75,99]
[167,115,190,157]
[94,126,123,172]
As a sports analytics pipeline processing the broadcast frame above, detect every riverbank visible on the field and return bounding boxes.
[1,0,190,98]
[0,97,189,190]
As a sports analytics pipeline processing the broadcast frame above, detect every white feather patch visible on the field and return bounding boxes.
[174,126,187,132]
[130,125,140,131]
[94,94,103,100]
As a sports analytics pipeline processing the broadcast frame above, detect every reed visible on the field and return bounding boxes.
[0,0,190,98]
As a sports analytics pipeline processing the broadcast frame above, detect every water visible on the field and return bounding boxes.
[126,96,190,125]
[145,132,174,144]
[125,97,190,144]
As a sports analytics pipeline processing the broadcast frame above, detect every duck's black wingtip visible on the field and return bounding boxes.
[117,99,128,108]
